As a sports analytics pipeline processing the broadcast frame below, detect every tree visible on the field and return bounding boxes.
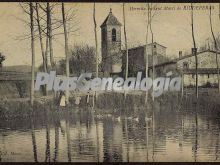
[19,2,79,70]
[209,5,220,93]
[93,3,98,78]
[29,2,35,106]
[35,3,47,73]
[123,3,128,81]
[44,3,79,70]
[0,53,5,68]
[18,2,49,72]
[149,4,155,102]
[35,3,48,96]
[61,2,70,105]
[57,44,96,76]
[93,4,100,150]
[123,3,128,99]
[47,3,56,69]
[145,4,150,104]
[191,3,198,99]
[92,2,99,108]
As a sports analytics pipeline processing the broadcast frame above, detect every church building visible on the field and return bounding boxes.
[100,9,168,77]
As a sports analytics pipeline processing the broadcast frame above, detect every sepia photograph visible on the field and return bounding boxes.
[0,1,220,163]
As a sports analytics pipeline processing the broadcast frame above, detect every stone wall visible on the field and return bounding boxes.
[177,51,220,87]
[183,74,218,87]
[177,51,220,69]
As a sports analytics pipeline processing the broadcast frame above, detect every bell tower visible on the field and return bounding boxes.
[100,8,122,75]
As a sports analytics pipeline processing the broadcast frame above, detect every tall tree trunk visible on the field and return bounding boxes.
[36,3,47,73]
[123,3,128,99]
[30,2,35,106]
[149,6,154,102]
[123,3,128,80]
[62,3,70,105]
[191,3,198,99]
[210,6,220,93]
[45,29,49,70]
[92,2,98,108]
[145,3,150,104]
[93,3,98,78]
[36,2,47,96]
[47,3,55,69]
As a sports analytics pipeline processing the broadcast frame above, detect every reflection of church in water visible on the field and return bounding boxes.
[100,9,167,77]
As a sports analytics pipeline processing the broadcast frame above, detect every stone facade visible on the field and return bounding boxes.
[101,9,122,75]
[146,42,167,64]
[121,43,167,77]
[177,50,219,69]
[176,50,220,87]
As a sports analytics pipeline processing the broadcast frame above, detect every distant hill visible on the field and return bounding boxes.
[0,65,38,73]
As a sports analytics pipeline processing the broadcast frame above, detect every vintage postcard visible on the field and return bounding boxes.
[0,2,219,163]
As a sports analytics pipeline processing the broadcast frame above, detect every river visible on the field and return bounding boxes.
[0,97,220,162]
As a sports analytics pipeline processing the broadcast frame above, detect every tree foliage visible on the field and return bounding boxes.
[0,53,6,67]
[57,44,96,76]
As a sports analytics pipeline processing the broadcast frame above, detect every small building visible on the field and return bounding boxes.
[154,50,220,87]
[176,50,220,87]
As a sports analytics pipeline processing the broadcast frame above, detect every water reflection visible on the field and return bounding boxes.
[65,114,71,162]
[53,114,60,162]
[45,109,50,162]
[30,115,38,162]
[1,98,220,162]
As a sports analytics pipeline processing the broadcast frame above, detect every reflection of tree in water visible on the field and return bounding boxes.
[30,115,38,162]
[150,99,178,161]
[67,111,97,161]
[45,110,50,162]
[145,115,149,162]
[192,102,198,162]
[53,115,60,162]
[95,117,100,162]
[215,123,219,161]
[65,116,71,162]
[122,117,129,162]
[205,105,220,161]
[152,103,155,162]
[3,96,220,162]
[103,118,123,162]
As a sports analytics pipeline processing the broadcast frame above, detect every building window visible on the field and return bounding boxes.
[183,62,189,69]
[112,28,116,42]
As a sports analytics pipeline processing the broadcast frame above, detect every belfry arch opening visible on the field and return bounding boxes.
[112,28,116,42]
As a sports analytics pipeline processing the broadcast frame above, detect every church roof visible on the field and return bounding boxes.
[100,8,122,28]
[121,42,166,51]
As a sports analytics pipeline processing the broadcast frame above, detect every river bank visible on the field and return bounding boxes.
[0,89,220,120]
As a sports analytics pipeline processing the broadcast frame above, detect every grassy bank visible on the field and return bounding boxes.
[0,96,55,120]
[0,90,220,120]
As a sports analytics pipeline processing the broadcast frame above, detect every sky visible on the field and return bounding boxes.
[0,3,219,66]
